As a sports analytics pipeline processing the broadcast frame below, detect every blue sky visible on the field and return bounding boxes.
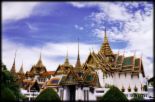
[2,2,153,78]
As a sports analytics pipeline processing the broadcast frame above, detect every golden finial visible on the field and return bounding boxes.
[64,49,69,65]
[117,50,120,55]
[19,60,24,74]
[104,27,108,43]
[89,48,91,53]
[10,50,17,73]
[75,38,81,68]
[39,51,42,61]
[133,49,136,57]
[123,49,125,57]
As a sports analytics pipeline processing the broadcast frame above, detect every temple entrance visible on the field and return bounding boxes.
[68,85,76,101]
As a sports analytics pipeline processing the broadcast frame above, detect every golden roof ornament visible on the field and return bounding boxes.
[99,28,113,56]
[36,52,44,67]
[64,50,70,66]
[19,60,24,74]
[75,38,82,68]
[10,50,17,74]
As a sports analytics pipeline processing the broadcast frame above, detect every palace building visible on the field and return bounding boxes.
[10,30,149,101]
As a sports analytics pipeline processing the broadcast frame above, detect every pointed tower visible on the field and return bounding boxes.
[19,61,24,74]
[36,52,44,67]
[10,51,16,74]
[64,50,70,66]
[75,38,82,68]
[99,28,113,56]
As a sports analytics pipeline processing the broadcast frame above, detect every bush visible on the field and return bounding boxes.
[100,86,128,101]
[130,93,144,101]
[35,88,61,101]
[1,87,16,101]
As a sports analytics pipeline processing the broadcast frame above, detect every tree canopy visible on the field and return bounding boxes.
[1,87,16,101]
[35,88,61,101]
[100,85,128,101]
[1,63,25,101]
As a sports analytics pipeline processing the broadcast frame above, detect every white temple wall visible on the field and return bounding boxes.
[75,87,84,101]
[96,69,104,87]
[88,89,96,100]
[63,86,69,101]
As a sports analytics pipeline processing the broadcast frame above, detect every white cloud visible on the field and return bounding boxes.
[2,2,40,22]
[74,24,84,30]
[69,2,98,8]
[2,2,153,78]
[69,2,153,78]
[2,39,99,72]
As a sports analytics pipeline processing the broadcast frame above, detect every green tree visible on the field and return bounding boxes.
[35,88,61,101]
[1,63,25,101]
[1,87,16,101]
[100,85,128,101]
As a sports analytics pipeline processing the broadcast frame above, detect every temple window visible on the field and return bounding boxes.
[131,74,133,79]
[143,85,148,91]
[128,86,131,92]
[124,73,126,77]
[134,86,138,92]
[121,87,125,92]
[119,73,120,78]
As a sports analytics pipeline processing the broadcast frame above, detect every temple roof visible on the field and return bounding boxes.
[41,71,55,77]
[99,29,113,56]
[84,50,144,76]
[19,61,24,74]
[10,57,16,74]
[36,53,45,67]
[28,53,47,76]
[64,50,70,66]
[46,77,60,86]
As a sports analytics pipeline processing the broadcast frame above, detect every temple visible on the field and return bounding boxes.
[11,30,149,101]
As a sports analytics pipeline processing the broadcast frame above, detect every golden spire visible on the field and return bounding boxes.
[19,60,24,74]
[64,49,70,66]
[104,28,108,43]
[99,28,113,56]
[36,52,44,67]
[10,50,17,74]
[75,38,81,68]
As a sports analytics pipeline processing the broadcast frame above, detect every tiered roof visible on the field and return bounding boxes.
[99,29,113,56]
[83,30,145,77]
[54,51,73,76]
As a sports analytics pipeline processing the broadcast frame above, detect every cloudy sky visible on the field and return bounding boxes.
[2,2,153,78]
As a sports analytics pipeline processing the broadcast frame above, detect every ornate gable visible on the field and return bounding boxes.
[84,52,99,70]
[62,70,78,85]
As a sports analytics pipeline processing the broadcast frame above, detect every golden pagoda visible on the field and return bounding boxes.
[99,28,113,56]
